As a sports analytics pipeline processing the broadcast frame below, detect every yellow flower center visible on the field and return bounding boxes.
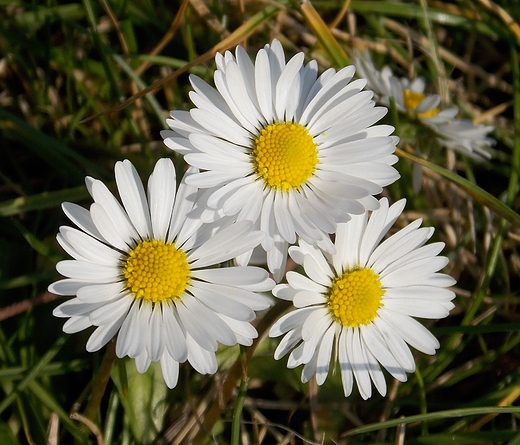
[123,239,190,303]
[403,89,439,118]
[327,267,384,327]
[252,122,319,191]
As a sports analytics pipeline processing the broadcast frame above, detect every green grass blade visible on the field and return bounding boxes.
[0,185,90,217]
[0,107,107,180]
[345,407,520,436]
[396,148,520,225]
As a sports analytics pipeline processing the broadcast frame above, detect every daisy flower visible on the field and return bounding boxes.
[49,158,274,389]
[161,39,400,281]
[351,50,495,160]
[351,50,441,119]
[269,198,455,399]
[422,109,495,160]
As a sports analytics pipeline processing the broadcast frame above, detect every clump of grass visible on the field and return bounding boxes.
[0,0,519,444]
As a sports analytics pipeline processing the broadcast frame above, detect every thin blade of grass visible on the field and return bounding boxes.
[0,108,106,181]
[0,186,90,217]
[344,407,520,436]
[396,148,520,225]
[300,0,350,67]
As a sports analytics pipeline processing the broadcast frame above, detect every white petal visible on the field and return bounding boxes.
[286,271,326,294]
[86,309,127,352]
[255,48,274,122]
[186,334,218,374]
[273,192,296,244]
[148,158,176,240]
[363,342,387,397]
[303,254,332,287]
[191,266,272,289]
[90,202,131,251]
[56,260,120,283]
[315,323,336,385]
[180,291,239,350]
[338,327,354,397]
[160,351,180,389]
[379,307,440,354]
[59,226,121,266]
[347,328,372,400]
[116,300,146,358]
[115,160,153,239]
[77,282,125,303]
[162,301,188,362]
[361,323,407,382]
[218,313,258,344]
[269,307,315,337]
[89,295,133,326]
[168,167,200,244]
[53,298,100,318]
[48,279,87,296]
[382,298,452,319]
[188,221,264,267]
[293,290,327,308]
[63,315,92,333]
[134,350,151,374]
[61,202,104,242]
[190,108,252,147]
[189,281,255,321]
[275,52,304,121]
[90,180,138,243]
[274,327,303,360]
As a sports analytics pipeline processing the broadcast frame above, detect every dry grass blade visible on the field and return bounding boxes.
[383,17,513,94]
[476,0,520,40]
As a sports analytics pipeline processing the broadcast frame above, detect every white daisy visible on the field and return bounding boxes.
[351,50,495,160]
[161,39,400,281]
[423,109,495,160]
[49,158,274,389]
[269,198,455,399]
[351,50,441,119]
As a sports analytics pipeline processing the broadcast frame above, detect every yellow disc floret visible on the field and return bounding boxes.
[252,122,319,191]
[403,89,439,119]
[327,267,384,327]
[123,239,190,303]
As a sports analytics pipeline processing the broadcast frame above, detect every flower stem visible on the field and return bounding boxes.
[82,339,117,421]
[231,346,248,445]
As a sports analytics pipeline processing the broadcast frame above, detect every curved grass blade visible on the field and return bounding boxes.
[300,0,350,67]
[396,148,520,225]
[0,186,90,217]
[344,406,520,436]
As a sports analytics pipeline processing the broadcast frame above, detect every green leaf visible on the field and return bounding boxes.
[0,422,17,445]
[111,358,168,445]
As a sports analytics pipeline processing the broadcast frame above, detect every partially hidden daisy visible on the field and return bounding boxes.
[49,158,274,389]
[351,50,440,119]
[161,39,400,281]
[422,109,495,160]
[269,198,456,399]
[351,49,494,160]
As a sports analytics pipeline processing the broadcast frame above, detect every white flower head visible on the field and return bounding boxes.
[162,39,400,281]
[351,50,441,119]
[351,50,495,160]
[49,158,274,389]
[423,109,495,161]
[269,198,456,399]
